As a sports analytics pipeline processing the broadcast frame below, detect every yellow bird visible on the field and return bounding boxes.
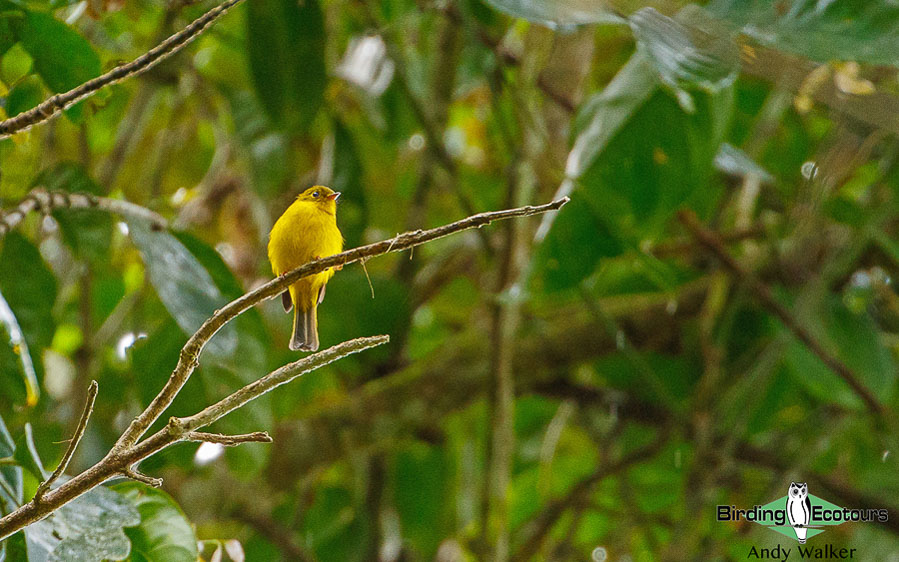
[268,186,344,351]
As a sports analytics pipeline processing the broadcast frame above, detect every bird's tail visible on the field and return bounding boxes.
[290,305,319,352]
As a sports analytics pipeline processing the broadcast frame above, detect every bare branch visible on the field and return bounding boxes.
[0,188,167,238]
[116,198,568,449]
[34,381,98,502]
[0,336,389,540]
[184,432,273,446]
[0,0,244,139]
[677,209,887,419]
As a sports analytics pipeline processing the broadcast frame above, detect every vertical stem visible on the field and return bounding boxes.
[484,160,533,561]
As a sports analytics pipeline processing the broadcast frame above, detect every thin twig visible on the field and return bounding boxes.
[184,431,273,446]
[0,188,167,238]
[115,198,568,449]
[34,381,98,502]
[0,0,244,139]
[121,468,163,488]
[677,209,886,418]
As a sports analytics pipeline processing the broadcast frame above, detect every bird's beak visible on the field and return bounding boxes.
[327,192,341,201]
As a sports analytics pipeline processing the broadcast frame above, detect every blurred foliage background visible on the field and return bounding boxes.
[1,0,899,560]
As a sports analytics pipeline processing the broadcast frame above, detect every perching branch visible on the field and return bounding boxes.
[0,336,388,540]
[184,432,273,446]
[0,199,566,540]
[115,197,568,450]
[0,0,244,139]
[34,381,98,502]
[0,188,167,237]
[677,209,886,418]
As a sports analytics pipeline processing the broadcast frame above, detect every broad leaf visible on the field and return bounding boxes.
[13,423,46,481]
[0,288,39,406]
[0,232,55,404]
[127,220,236,357]
[394,443,451,558]
[710,0,899,65]
[0,413,22,515]
[17,10,100,120]
[24,479,140,562]
[35,163,113,265]
[6,74,43,117]
[113,482,199,562]
[246,0,325,132]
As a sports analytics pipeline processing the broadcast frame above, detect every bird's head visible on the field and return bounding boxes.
[298,185,341,214]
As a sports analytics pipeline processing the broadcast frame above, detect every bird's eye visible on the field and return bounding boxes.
[312,191,320,198]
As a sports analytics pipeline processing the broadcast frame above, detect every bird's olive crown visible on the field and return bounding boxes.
[299,185,337,202]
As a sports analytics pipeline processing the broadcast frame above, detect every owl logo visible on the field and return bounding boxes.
[786,482,811,543]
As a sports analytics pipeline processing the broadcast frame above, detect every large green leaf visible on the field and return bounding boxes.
[709,0,899,65]
[112,482,199,562]
[6,74,43,118]
[24,479,140,562]
[245,0,325,132]
[226,90,290,197]
[16,10,100,120]
[0,288,39,407]
[35,163,113,265]
[127,220,236,357]
[538,44,734,291]
[0,232,56,404]
[481,0,622,28]
[0,413,22,516]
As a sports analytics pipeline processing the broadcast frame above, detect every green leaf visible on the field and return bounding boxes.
[0,287,39,407]
[394,442,451,558]
[246,0,325,132]
[0,413,22,515]
[709,0,899,65]
[533,196,623,292]
[628,6,739,112]
[565,53,658,181]
[127,220,237,357]
[34,163,113,265]
[225,89,289,196]
[0,232,56,403]
[13,423,46,481]
[481,0,623,29]
[540,47,734,291]
[112,482,199,562]
[332,120,367,248]
[17,10,101,121]
[304,486,367,562]
[0,8,23,58]
[782,297,895,409]
[24,479,140,562]
[318,271,410,361]
[6,74,43,117]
